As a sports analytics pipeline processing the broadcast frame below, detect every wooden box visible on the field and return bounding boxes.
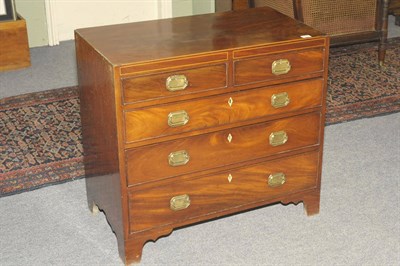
[0,15,30,71]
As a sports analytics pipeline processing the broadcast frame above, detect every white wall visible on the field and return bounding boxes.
[53,0,162,42]
[172,0,215,17]
[172,0,193,17]
[18,0,215,46]
[15,0,49,47]
[192,0,215,15]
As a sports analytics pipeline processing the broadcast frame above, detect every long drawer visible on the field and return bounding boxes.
[128,151,319,233]
[125,112,321,186]
[124,79,323,143]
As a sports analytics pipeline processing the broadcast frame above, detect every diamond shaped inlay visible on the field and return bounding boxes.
[228,174,233,183]
[227,133,233,143]
[228,97,233,107]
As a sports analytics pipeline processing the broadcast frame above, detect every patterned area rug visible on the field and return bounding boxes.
[1,88,84,197]
[326,38,400,124]
[1,38,399,197]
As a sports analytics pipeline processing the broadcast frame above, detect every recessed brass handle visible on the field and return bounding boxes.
[268,172,286,188]
[170,194,191,211]
[168,150,190,167]
[271,59,291,75]
[269,130,288,146]
[271,92,290,108]
[168,110,189,127]
[166,75,188,91]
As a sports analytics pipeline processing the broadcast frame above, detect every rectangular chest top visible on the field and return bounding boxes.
[74,7,325,66]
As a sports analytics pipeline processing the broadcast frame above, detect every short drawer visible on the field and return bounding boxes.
[124,79,323,143]
[121,64,227,105]
[125,112,321,186]
[128,151,319,233]
[234,48,324,86]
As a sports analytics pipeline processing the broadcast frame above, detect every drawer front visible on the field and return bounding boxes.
[128,151,319,233]
[234,48,324,86]
[124,79,323,143]
[126,112,321,186]
[122,64,227,105]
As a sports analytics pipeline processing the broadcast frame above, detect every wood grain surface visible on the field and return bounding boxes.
[74,7,324,65]
[125,112,321,186]
[0,17,30,71]
[124,79,323,143]
[128,151,319,232]
[122,64,228,105]
[234,48,324,85]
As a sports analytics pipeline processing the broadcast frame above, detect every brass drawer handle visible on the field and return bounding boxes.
[168,150,190,166]
[271,59,291,75]
[268,172,286,188]
[166,74,188,91]
[269,130,288,146]
[168,110,189,127]
[271,92,290,108]
[170,194,191,211]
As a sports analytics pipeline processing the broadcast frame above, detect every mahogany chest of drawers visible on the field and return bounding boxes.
[75,7,329,264]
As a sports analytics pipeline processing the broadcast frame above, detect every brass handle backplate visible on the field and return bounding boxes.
[269,130,288,146]
[271,59,291,75]
[168,150,190,167]
[166,75,188,91]
[170,194,191,211]
[168,110,189,127]
[271,92,290,108]
[268,172,286,188]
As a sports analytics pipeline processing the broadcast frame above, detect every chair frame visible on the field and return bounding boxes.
[231,0,390,65]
